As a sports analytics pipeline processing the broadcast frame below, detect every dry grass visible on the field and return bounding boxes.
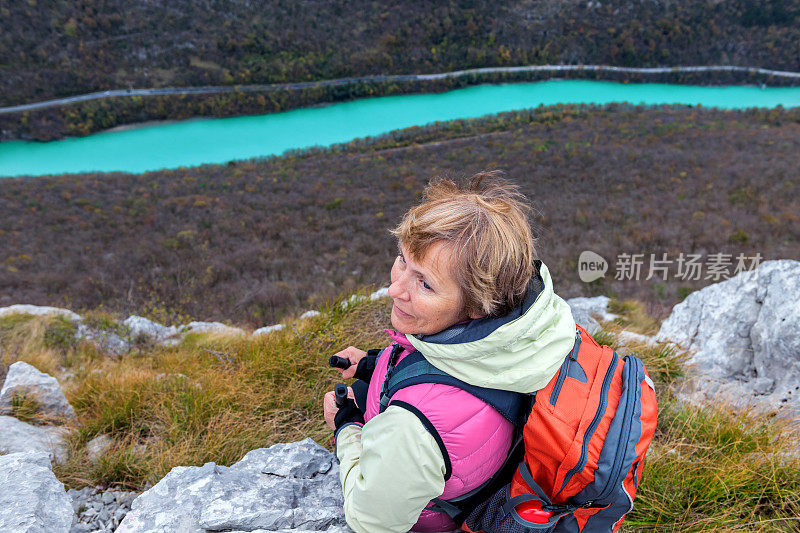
[605,299,664,337]
[627,401,800,532]
[1,295,390,488]
[0,314,77,377]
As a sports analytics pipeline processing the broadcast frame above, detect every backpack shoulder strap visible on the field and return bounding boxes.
[379,350,525,425]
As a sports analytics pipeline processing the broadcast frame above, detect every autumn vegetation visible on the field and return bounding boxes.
[2,104,799,328]
[1,294,798,531]
[2,2,799,529]
[3,0,800,139]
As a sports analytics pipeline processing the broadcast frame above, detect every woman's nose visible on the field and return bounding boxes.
[388,275,409,300]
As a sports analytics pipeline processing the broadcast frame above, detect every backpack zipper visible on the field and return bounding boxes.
[549,329,582,406]
[556,350,619,496]
[590,355,642,505]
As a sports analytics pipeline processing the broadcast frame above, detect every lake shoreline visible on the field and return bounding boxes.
[3,80,800,178]
[3,67,800,143]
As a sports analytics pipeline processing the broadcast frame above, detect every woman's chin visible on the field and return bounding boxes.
[390,309,415,335]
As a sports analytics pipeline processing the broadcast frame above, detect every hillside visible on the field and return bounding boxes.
[3,0,800,139]
[1,294,798,530]
[1,104,798,327]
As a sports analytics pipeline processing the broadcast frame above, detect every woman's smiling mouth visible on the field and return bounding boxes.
[393,304,413,318]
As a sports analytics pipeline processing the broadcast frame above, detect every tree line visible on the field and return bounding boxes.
[1,0,800,140]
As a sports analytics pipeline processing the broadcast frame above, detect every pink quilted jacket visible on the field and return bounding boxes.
[364,330,514,532]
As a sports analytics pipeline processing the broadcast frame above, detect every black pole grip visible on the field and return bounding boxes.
[329,356,352,369]
[334,383,348,408]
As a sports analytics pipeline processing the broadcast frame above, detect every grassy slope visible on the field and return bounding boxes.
[2,104,799,326]
[0,296,797,531]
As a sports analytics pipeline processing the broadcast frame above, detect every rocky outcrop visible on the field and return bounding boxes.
[0,451,75,533]
[123,315,181,346]
[0,286,395,357]
[85,434,112,463]
[0,415,70,463]
[182,321,247,336]
[254,324,286,336]
[74,323,131,356]
[656,259,800,412]
[0,304,81,322]
[566,295,619,334]
[117,438,350,533]
[0,438,350,533]
[2,273,797,530]
[0,361,76,419]
[0,362,74,463]
[369,287,390,300]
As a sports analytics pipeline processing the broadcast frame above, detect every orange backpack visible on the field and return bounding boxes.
[416,324,658,532]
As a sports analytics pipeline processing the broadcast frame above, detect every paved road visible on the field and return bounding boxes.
[2,64,799,115]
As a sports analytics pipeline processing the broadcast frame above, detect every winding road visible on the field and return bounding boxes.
[2,64,800,115]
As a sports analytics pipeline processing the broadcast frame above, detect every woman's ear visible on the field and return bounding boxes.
[468,310,487,320]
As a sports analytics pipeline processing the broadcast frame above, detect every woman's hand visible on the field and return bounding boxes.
[323,387,356,430]
[332,346,367,379]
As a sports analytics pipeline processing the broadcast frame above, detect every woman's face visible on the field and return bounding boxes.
[389,241,473,336]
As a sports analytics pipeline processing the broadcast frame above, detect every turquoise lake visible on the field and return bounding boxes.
[2,79,800,178]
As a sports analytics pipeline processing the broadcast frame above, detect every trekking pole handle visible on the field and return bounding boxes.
[334,383,348,408]
[329,356,352,369]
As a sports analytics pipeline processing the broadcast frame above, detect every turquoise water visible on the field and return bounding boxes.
[2,80,800,178]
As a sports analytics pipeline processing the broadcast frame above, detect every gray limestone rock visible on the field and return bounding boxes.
[0,304,82,322]
[0,361,76,419]
[0,451,75,533]
[0,415,70,463]
[226,528,353,533]
[117,438,349,533]
[656,260,800,412]
[340,295,367,310]
[749,262,800,396]
[86,434,112,462]
[67,486,141,533]
[617,330,656,346]
[369,287,390,300]
[123,315,181,344]
[75,323,131,356]
[181,321,246,336]
[237,439,333,478]
[566,295,619,334]
[254,324,285,336]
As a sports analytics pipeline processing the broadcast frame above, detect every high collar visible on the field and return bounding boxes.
[402,260,577,393]
[385,328,416,352]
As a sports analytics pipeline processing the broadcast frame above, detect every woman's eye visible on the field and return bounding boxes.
[421,280,432,291]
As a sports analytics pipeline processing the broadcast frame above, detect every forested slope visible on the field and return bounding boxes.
[3,0,800,139]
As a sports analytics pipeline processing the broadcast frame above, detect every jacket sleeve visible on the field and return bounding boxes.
[335,405,447,533]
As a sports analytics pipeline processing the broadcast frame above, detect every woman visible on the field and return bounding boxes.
[323,171,576,533]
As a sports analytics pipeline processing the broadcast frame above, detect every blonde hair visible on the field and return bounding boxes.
[391,171,538,318]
